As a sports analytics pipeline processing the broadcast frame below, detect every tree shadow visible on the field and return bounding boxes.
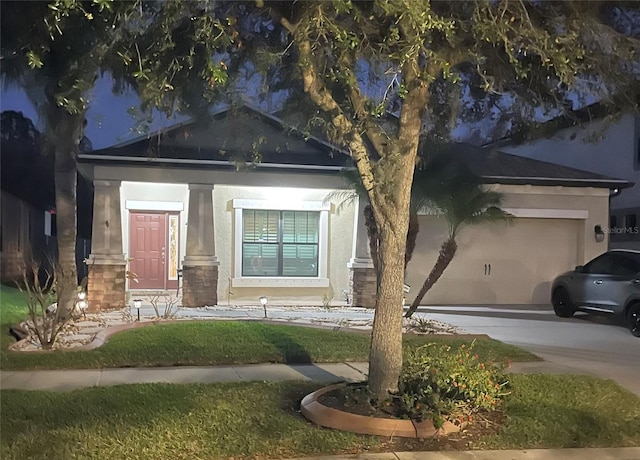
[259,327,349,382]
[260,327,313,363]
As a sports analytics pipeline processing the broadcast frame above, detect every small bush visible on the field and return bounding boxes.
[395,341,510,426]
[17,262,69,349]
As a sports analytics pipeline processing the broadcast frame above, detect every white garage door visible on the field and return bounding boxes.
[405,216,581,305]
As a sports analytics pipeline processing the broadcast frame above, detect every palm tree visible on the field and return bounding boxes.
[404,155,512,318]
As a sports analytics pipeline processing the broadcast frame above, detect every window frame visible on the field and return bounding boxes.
[232,199,330,288]
[241,209,320,277]
[625,213,637,229]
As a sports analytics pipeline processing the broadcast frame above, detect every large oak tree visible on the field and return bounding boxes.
[245,0,639,397]
[3,0,638,396]
[1,0,235,314]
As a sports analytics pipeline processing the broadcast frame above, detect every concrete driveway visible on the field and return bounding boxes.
[419,305,640,397]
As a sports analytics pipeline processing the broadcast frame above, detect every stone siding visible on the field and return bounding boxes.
[349,267,377,309]
[87,264,126,311]
[182,265,218,307]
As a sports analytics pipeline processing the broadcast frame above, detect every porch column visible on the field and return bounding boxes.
[347,197,377,308]
[182,183,219,307]
[86,180,126,311]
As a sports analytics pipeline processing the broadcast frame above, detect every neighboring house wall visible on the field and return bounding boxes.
[0,191,53,284]
[405,184,610,305]
[500,114,640,250]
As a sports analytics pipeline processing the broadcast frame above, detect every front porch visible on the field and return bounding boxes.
[85,176,376,312]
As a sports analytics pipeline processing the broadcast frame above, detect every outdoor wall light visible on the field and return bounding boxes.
[133,299,142,322]
[594,225,605,243]
[259,296,268,318]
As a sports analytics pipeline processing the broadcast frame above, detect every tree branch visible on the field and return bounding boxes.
[297,39,377,196]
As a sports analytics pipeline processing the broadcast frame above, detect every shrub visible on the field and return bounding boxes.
[17,262,69,349]
[395,341,510,426]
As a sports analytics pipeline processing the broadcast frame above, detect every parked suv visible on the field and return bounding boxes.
[551,250,640,337]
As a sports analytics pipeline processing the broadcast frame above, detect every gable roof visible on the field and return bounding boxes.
[79,105,352,172]
[79,106,630,190]
[445,143,632,190]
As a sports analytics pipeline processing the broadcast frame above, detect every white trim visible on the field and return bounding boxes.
[168,215,179,280]
[232,199,330,281]
[125,200,184,211]
[78,154,345,171]
[501,208,589,219]
[482,175,628,185]
[231,277,330,288]
[232,198,330,212]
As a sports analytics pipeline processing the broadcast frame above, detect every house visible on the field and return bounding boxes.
[498,112,639,250]
[0,111,94,285]
[1,111,56,284]
[77,106,629,309]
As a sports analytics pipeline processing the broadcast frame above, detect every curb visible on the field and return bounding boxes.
[290,447,640,460]
[8,317,490,353]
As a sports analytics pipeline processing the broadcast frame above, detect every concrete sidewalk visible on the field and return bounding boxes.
[0,362,370,391]
[0,360,586,392]
[2,364,637,460]
[292,448,640,460]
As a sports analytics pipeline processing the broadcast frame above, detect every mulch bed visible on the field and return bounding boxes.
[316,382,505,449]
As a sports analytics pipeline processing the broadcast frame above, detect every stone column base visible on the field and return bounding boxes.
[182,265,218,307]
[349,266,377,309]
[87,263,126,311]
[0,251,26,285]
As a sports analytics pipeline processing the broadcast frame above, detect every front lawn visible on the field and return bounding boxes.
[1,375,638,459]
[0,320,538,370]
[0,284,29,352]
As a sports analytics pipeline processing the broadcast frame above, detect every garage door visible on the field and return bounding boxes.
[405,216,581,305]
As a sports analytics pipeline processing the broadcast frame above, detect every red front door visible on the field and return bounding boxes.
[130,212,166,289]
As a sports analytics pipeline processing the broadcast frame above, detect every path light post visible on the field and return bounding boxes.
[76,292,88,319]
[259,296,268,319]
[133,299,142,322]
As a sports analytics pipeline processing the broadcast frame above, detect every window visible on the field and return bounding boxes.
[610,215,617,229]
[625,213,637,229]
[583,254,616,275]
[232,198,330,287]
[242,210,319,277]
[609,254,640,277]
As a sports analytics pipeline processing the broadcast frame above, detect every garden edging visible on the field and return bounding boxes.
[300,382,462,438]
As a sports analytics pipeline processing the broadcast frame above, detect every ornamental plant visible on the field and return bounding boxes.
[395,341,510,427]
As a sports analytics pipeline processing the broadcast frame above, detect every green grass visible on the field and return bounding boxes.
[1,375,638,459]
[0,284,29,325]
[0,284,29,352]
[0,320,538,370]
[480,374,640,449]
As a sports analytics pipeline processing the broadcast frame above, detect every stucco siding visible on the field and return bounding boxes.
[214,185,354,305]
[117,175,355,305]
[405,185,610,305]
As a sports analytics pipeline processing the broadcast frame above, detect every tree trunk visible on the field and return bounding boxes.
[363,204,380,278]
[405,238,458,318]
[47,107,85,317]
[368,219,407,398]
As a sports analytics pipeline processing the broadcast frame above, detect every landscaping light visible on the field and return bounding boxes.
[259,296,268,318]
[75,292,89,319]
[133,299,142,322]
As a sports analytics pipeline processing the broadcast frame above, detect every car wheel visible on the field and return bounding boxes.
[627,303,640,338]
[552,287,575,318]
